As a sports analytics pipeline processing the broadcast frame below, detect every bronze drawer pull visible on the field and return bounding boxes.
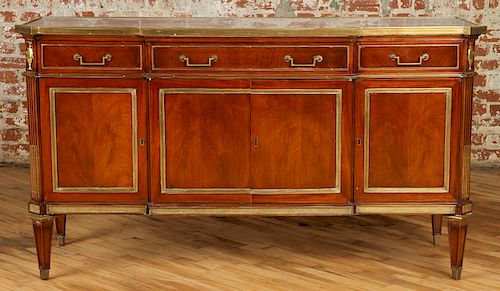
[73,53,112,66]
[389,53,429,66]
[284,54,323,67]
[179,55,218,67]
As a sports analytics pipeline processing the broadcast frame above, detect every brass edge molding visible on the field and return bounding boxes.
[41,44,143,70]
[46,204,147,214]
[28,203,41,214]
[461,145,471,198]
[150,206,354,216]
[151,45,349,71]
[16,26,486,36]
[29,145,40,198]
[358,44,460,71]
[28,213,53,221]
[461,203,473,214]
[50,88,138,193]
[363,87,452,193]
[356,204,456,215]
[447,212,473,221]
[356,73,468,79]
[467,46,474,71]
[160,88,342,194]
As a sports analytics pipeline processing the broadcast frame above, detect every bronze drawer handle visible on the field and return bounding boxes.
[389,53,429,66]
[284,54,323,67]
[73,53,112,66]
[179,55,218,67]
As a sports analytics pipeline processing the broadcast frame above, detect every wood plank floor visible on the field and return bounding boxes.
[0,167,499,290]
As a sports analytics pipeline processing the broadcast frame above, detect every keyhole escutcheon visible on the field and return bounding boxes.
[253,138,259,147]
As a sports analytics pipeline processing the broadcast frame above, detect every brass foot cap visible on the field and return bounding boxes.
[40,269,50,280]
[57,234,65,246]
[451,267,462,280]
[432,234,441,246]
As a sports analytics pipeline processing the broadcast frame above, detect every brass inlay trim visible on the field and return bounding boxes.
[462,145,471,199]
[29,145,40,199]
[159,88,342,195]
[26,41,34,70]
[16,24,487,36]
[447,212,472,221]
[28,203,41,214]
[358,44,460,71]
[364,88,452,193]
[41,44,143,70]
[150,206,354,216]
[151,45,350,71]
[461,203,473,214]
[28,213,53,221]
[356,204,456,214]
[46,204,147,214]
[50,88,138,193]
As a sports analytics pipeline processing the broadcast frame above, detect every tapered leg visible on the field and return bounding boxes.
[448,214,470,280]
[431,215,443,246]
[32,216,54,280]
[55,214,67,246]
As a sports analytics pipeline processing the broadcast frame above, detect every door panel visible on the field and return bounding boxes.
[251,92,338,189]
[162,91,251,189]
[39,78,148,202]
[354,79,460,203]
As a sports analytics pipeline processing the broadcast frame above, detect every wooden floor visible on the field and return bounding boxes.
[0,167,499,290]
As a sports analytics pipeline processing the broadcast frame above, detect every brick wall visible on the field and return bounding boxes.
[1,0,499,167]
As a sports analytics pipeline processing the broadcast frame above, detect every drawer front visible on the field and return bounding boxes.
[152,46,349,71]
[359,44,459,71]
[41,43,143,71]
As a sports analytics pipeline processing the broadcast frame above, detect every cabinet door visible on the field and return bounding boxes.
[151,79,251,204]
[251,80,352,204]
[354,79,460,203]
[39,79,148,202]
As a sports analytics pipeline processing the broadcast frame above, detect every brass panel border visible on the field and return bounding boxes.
[358,44,460,71]
[364,87,452,193]
[151,45,349,71]
[159,88,342,195]
[46,204,147,214]
[50,88,138,193]
[41,44,143,70]
[150,205,354,216]
[461,203,473,214]
[16,24,487,37]
[28,203,41,214]
[356,204,456,214]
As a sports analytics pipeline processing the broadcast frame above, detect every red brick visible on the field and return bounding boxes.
[81,11,95,17]
[490,0,499,8]
[459,0,470,10]
[415,0,426,9]
[476,90,500,102]
[400,0,412,8]
[0,11,16,22]
[474,45,489,56]
[473,103,487,115]
[1,129,22,142]
[474,74,487,87]
[471,133,486,145]
[478,60,499,70]
[348,0,379,12]
[473,0,485,9]
[20,12,40,22]
[0,71,18,84]
[491,105,500,116]
[0,101,18,113]
[473,149,500,161]
[5,118,16,126]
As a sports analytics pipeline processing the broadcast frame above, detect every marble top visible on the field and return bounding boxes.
[16,17,487,36]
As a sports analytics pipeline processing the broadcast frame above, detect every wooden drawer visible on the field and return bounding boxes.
[152,45,349,71]
[358,44,460,71]
[41,43,143,71]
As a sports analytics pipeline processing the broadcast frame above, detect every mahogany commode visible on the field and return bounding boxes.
[15,17,486,280]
